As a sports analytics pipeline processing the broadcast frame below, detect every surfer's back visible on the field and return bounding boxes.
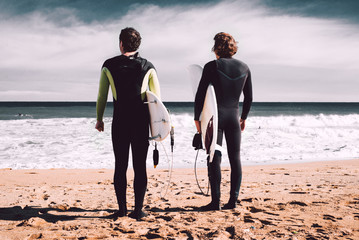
[103,54,154,108]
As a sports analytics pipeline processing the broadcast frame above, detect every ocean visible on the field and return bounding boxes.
[0,102,358,169]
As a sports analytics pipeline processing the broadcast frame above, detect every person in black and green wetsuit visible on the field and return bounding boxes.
[96,27,160,220]
[194,32,253,211]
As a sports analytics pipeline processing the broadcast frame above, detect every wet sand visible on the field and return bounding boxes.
[0,159,358,239]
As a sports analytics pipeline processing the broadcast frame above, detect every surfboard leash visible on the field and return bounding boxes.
[157,111,174,199]
[194,149,210,196]
[159,141,174,199]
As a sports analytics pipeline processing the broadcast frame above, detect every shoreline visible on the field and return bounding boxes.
[0,157,359,171]
[1,159,358,239]
[2,157,358,171]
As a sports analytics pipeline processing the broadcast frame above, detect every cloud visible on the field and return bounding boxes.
[0,0,358,101]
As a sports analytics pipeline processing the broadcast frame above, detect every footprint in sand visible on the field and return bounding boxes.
[241,197,257,203]
[263,211,280,216]
[323,214,337,222]
[156,215,173,222]
[113,226,135,234]
[288,201,308,207]
[289,191,308,194]
[248,206,264,213]
[145,232,163,239]
[348,199,359,205]
[258,218,274,225]
[312,201,329,205]
[275,203,286,210]
[27,233,43,239]
[184,216,196,222]
[311,223,322,228]
[243,214,255,223]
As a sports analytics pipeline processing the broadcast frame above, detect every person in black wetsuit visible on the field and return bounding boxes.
[194,32,253,210]
[96,27,160,220]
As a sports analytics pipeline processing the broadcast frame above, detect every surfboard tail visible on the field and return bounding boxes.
[146,91,171,142]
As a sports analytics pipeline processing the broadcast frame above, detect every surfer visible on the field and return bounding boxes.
[95,27,160,220]
[194,32,253,210]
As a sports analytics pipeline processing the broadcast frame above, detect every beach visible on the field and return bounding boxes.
[0,159,358,239]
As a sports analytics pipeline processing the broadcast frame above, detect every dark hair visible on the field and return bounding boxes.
[212,32,238,58]
[119,27,141,52]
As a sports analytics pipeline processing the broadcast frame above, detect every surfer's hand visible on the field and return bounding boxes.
[194,120,201,133]
[240,119,245,131]
[96,120,104,132]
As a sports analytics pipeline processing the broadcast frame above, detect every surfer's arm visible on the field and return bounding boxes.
[240,119,246,131]
[96,68,110,123]
[148,69,161,99]
[95,121,104,132]
[96,66,117,125]
[240,70,253,120]
[194,62,213,120]
[194,120,201,133]
[141,68,161,100]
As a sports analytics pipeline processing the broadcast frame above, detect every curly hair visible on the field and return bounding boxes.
[119,27,141,52]
[212,32,238,58]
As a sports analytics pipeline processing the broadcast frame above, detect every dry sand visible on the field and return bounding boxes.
[0,159,358,239]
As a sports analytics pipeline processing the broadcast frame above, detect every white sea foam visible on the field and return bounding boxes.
[0,114,358,169]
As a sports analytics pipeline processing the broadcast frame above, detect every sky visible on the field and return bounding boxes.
[0,0,358,102]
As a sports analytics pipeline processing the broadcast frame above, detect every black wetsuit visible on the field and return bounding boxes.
[100,53,157,214]
[194,57,253,205]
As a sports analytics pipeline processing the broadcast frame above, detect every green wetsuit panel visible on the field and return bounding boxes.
[96,66,160,122]
[141,68,161,100]
[96,67,117,121]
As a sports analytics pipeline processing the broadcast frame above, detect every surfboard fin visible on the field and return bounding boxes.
[204,116,214,154]
[153,143,159,168]
[170,126,174,152]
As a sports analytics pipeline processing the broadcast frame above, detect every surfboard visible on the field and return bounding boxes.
[146,91,171,142]
[188,64,203,97]
[187,64,218,163]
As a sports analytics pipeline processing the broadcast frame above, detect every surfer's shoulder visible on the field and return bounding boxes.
[203,60,217,70]
[102,55,126,68]
[232,58,249,70]
[136,55,155,70]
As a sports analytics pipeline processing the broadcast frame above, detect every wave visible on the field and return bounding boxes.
[0,113,358,169]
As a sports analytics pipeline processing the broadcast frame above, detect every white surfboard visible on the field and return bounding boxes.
[187,64,218,162]
[146,91,171,142]
[188,64,203,96]
[201,85,218,162]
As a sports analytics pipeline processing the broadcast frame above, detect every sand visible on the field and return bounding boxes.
[0,159,358,239]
